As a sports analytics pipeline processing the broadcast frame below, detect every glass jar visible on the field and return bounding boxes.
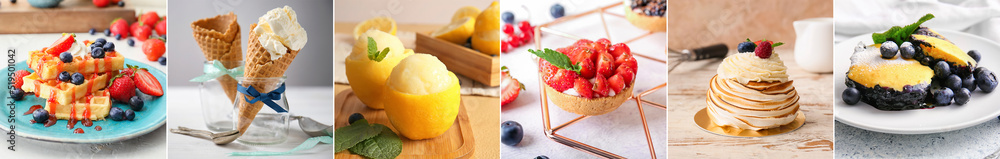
[232,76,290,145]
[198,60,244,132]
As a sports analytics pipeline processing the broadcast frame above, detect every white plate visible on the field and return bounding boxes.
[834,30,1000,134]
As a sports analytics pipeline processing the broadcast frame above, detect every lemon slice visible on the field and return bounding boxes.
[451,6,481,23]
[431,17,476,45]
[472,1,501,55]
[383,54,461,140]
[353,16,397,40]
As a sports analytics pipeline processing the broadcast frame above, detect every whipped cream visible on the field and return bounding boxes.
[717,53,789,84]
[253,6,308,60]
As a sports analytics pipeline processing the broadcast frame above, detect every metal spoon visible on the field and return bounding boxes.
[170,126,240,145]
[293,115,332,137]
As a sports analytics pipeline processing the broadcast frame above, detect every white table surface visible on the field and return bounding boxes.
[166,87,333,158]
[499,0,667,158]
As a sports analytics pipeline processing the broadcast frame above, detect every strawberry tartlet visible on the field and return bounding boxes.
[531,38,638,115]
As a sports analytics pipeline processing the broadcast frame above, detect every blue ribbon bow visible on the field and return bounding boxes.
[237,83,288,113]
[189,60,245,82]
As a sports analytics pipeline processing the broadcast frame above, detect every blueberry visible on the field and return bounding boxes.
[964,75,977,92]
[880,41,898,59]
[124,109,135,121]
[955,88,971,105]
[737,41,756,53]
[127,38,135,47]
[968,50,981,62]
[842,87,860,105]
[934,88,954,106]
[502,11,515,24]
[348,113,364,124]
[10,0,14,3]
[95,38,107,45]
[89,28,96,35]
[501,120,523,146]
[32,109,48,123]
[117,1,124,7]
[899,42,916,59]
[115,34,122,40]
[946,74,962,90]
[129,96,144,111]
[158,57,166,66]
[103,42,115,52]
[104,29,111,37]
[58,71,71,82]
[91,47,105,58]
[535,155,549,159]
[10,88,24,101]
[71,72,84,85]
[550,4,565,18]
[59,52,73,63]
[934,61,951,78]
[975,67,998,93]
[109,107,124,121]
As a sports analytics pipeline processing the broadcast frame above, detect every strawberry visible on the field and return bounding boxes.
[134,69,163,96]
[755,40,773,59]
[500,66,524,106]
[93,0,110,7]
[616,64,635,84]
[573,39,593,47]
[500,40,510,53]
[155,19,167,36]
[573,77,593,99]
[508,35,522,47]
[143,38,166,61]
[110,18,130,37]
[592,75,610,97]
[578,60,595,79]
[45,33,75,56]
[615,53,639,73]
[594,38,611,52]
[133,24,153,41]
[518,21,533,34]
[519,31,532,44]
[13,70,30,89]
[539,60,558,82]
[608,74,626,93]
[139,11,159,27]
[610,43,630,58]
[547,69,577,92]
[570,48,592,64]
[595,52,615,77]
[107,74,135,102]
[502,24,515,35]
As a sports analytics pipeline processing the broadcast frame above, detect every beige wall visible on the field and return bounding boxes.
[668,0,832,50]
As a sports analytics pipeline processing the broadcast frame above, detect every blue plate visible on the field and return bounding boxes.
[0,59,167,143]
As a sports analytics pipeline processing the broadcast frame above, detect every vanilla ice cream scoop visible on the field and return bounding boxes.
[253,5,308,60]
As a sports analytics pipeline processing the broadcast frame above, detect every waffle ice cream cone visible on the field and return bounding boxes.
[191,12,242,103]
[235,23,300,137]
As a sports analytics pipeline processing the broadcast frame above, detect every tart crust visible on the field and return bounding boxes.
[544,80,635,116]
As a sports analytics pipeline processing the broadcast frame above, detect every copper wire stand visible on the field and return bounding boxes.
[533,3,666,158]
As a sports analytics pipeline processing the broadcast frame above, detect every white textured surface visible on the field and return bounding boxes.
[500,0,667,158]
[167,87,333,158]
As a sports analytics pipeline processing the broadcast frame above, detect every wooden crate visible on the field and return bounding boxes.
[415,33,500,86]
[0,0,136,34]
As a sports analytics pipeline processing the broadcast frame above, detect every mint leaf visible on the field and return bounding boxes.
[772,42,784,47]
[348,124,402,159]
[528,48,581,74]
[873,14,935,43]
[367,37,390,62]
[334,119,382,152]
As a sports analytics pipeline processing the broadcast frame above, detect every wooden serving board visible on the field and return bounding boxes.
[0,0,136,34]
[334,89,476,158]
[415,33,501,86]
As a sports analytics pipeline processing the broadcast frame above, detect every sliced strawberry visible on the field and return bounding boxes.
[608,74,625,93]
[594,38,611,52]
[539,60,558,82]
[578,60,595,79]
[570,48,592,64]
[139,11,160,27]
[13,70,30,89]
[616,64,635,85]
[593,75,610,97]
[573,77,593,99]
[110,18,130,37]
[134,69,163,96]
[573,39,593,47]
[501,66,524,106]
[547,69,577,92]
[595,52,615,78]
[615,53,639,73]
[610,43,630,58]
[45,34,75,56]
[107,74,135,102]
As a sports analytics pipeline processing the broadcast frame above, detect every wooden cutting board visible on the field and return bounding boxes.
[334,89,475,158]
[0,0,136,34]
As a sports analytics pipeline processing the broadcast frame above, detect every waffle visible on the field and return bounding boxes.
[44,90,112,120]
[21,72,113,105]
[27,50,124,81]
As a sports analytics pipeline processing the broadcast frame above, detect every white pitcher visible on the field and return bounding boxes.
[793,17,834,73]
